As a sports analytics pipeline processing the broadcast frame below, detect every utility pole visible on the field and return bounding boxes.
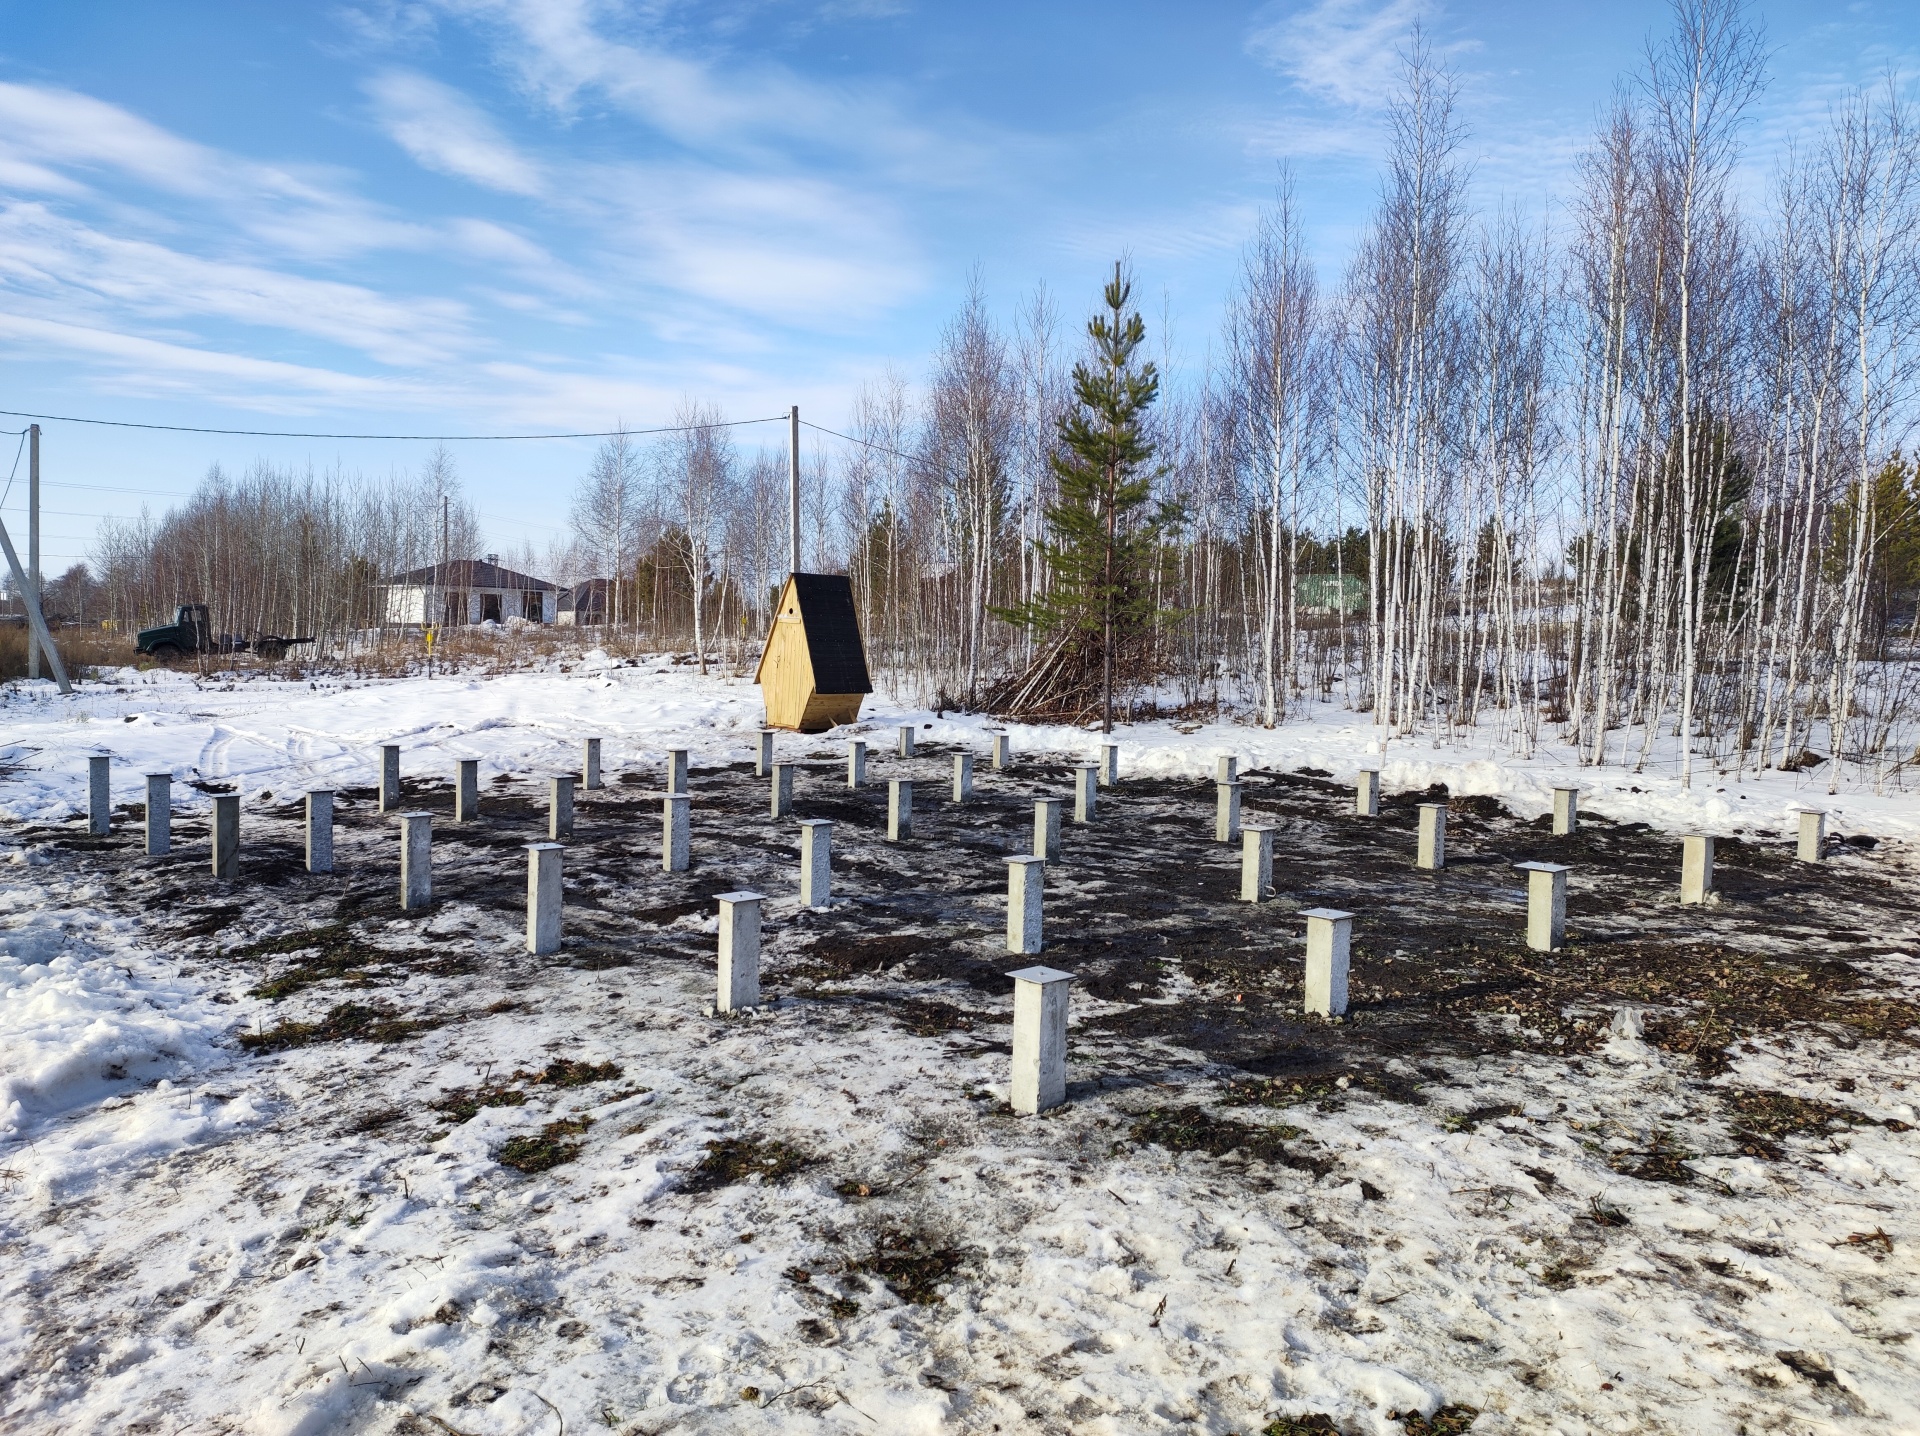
[788,405,801,575]
[26,423,38,679]
[0,513,68,693]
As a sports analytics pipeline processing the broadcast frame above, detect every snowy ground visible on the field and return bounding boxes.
[1,656,1917,1435]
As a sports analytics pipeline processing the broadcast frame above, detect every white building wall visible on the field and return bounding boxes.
[383,587,428,625]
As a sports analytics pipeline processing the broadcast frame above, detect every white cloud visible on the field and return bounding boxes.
[0,203,470,367]
[1248,0,1430,109]
[579,162,921,327]
[424,0,971,178]
[0,82,230,196]
[1055,201,1264,265]
[0,79,453,267]
[0,60,927,427]
[365,69,545,195]
[0,311,421,403]
[0,155,89,198]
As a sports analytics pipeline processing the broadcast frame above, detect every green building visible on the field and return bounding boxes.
[1296,574,1365,615]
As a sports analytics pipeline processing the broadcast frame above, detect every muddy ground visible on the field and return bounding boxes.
[33,739,1918,1098]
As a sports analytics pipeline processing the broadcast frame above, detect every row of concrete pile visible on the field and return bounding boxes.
[69,734,1837,1116]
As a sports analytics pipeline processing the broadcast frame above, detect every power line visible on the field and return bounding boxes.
[0,506,144,520]
[40,480,195,498]
[0,429,25,508]
[0,409,791,442]
[797,418,922,467]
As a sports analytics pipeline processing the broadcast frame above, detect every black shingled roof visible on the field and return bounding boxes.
[386,560,557,591]
[791,573,871,694]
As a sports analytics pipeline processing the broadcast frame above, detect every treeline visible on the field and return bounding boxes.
[90,449,486,652]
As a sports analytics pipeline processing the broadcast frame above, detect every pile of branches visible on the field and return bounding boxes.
[983,630,1165,724]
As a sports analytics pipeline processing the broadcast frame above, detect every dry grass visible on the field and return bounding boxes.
[0,625,136,681]
[0,619,754,683]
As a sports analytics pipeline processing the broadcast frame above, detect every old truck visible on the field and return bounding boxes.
[135,604,313,662]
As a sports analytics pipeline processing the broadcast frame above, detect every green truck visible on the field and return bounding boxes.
[135,604,312,662]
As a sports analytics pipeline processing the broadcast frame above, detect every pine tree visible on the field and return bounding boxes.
[999,263,1178,731]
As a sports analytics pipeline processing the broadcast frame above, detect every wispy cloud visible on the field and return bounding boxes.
[0,78,448,266]
[0,310,426,404]
[1248,0,1430,109]
[365,69,546,195]
[1055,201,1263,266]
[0,82,233,196]
[424,0,976,179]
[0,202,472,366]
[579,162,919,326]
[0,59,922,434]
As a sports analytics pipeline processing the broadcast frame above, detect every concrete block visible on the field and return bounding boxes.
[1796,808,1826,863]
[1302,908,1353,1017]
[668,749,689,795]
[1241,823,1275,901]
[756,728,775,778]
[1552,786,1580,835]
[1007,855,1045,954]
[953,752,973,802]
[583,738,603,791]
[1099,742,1119,786]
[549,776,574,840]
[455,758,479,822]
[1681,834,1714,904]
[526,842,562,955]
[1008,965,1073,1115]
[898,725,916,758]
[1216,781,1242,843]
[1416,803,1447,870]
[1033,797,1063,860]
[847,739,866,788]
[144,773,171,856]
[1517,861,1569,951]
[771,761,794,818]
[799,819,832,908]
[305,790,333,873]
[716,891,763,1012]
[663,794,690,873]
[888,778,913,841]
[1073,764,1098,823]
[88,755,110,836]
[1216,753,1238,784]
[400,812,432,910]
[1355,768,1380,817]
[992,732,1011,769]
[211,794,239,879]
[379,744,400,812]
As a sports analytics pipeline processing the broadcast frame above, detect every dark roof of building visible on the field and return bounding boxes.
[791,572,871,694]
[386,560,557,591]
[557,579,613,613]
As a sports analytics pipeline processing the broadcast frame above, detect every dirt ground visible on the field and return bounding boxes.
[39,739,1918,1099]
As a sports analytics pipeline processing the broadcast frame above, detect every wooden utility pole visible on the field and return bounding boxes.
[788,405,801,575]
[26,423,38,679]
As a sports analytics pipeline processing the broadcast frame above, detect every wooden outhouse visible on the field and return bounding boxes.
[755,573,872,731]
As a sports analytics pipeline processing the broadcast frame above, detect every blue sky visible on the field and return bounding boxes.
[0,0,1915,569]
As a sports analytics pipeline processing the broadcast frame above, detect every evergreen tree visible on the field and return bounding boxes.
[999,263,1179,731]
